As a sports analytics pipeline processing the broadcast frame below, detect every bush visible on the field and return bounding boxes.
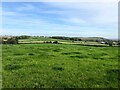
[43,41,46,43]
[3,38,18,44]
[53,41,58,44]
[49,41,52,43]
[109,40,113,46]
[46,41,49,43]
[7,38,18,44]
[105,40,113,46]
[108,42,113,46]
[118,41,120,46]
[44,41,52,43]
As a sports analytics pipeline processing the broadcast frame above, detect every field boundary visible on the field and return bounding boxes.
[17,42,119,47]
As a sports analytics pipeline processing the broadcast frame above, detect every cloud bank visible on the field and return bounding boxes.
[1,2,118,39]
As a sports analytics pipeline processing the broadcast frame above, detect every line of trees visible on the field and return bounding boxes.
[50,36,119,46]
[43,41,59,44]
[16,35,30,39]
[50,36,82,41]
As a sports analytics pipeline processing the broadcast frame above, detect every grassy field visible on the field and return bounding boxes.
[18,37,108,46]
[2,44,119,88]
[0,45,2,89]
[18,37,73,44]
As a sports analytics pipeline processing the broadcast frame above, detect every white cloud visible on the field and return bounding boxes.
[15,3,64,15]
[48,2,118,25]
[2,2,118,39]
[91,3,118,25]
[61,18,86,24]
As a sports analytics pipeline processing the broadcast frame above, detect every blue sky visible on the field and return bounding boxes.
[1,1,118,39]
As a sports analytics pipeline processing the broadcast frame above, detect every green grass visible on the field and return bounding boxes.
[18,37,109,47]
[18,37,54,43]
[2,44,119,88]
[18,38,73,45]
[0,45,2,89]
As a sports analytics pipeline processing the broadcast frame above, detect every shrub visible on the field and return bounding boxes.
[53,41,58,44]
[108,42,113,46]
[49,41,52,43]
[7,38,18,44]
[107,41,113,46]
[118,41,120,46]
[2,37,18,44]
[45,41,52,43]
[105,40,113,46]
[46,41,49,43]
[43,41,46,43]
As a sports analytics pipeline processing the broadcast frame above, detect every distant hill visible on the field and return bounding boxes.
[1,35,118,42]
[50,36,109,42]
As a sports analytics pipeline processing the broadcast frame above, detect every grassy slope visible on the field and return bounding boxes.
[0,45,2,89]
[18,38,75,45]
[18,37,71,43]
[2,44,119,88]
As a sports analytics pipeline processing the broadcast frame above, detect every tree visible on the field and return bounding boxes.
[78,38,82,41]
[43,41,46,43]
[106,40,113,46]
[118,40,120,46]
[49,41,52,43]
[7,38,18,44]
[53,41,58,44]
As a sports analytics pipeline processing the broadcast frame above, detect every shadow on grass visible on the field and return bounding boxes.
[53,49,61,52]
[28,53,34,55]
[105,69,119,87]
[13,53,24,55]
[70,55,86,58]
[52,66,64,71]
[4,64,22,70]
[62,52,81,55]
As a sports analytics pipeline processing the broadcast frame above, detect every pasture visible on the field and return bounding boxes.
[0,45,2,89]
[2,44,119,88]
